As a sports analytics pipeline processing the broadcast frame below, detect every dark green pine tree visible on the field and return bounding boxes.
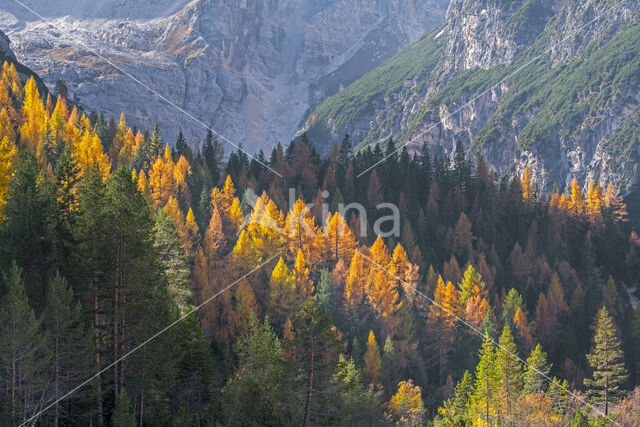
[132,135,151,172]
[472,333,499,424]
[44,272,93,427]
[149,124,163,159]
[381,336,401,400]
[585,306,629,415]
[315,268,335,315]
[0,151,55,311]
[73,165,109,424]
[336,133,352,186]
[332,355,384,424]
[501,288,524,326]
[152,210,192,314]
[202,129,224,185]
[112,389,135,427]
[495,324,522,420]
[174,130,187,158]
[0,263,51,426]
[523,343,551,394]
[53,143,81,277]
[223,313,289,425]
[101,167,167,413]
[440,370,473,424]
[291,299,343,426]
[169,314,213,424]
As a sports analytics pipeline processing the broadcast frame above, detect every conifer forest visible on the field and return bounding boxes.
[1,0,640,425]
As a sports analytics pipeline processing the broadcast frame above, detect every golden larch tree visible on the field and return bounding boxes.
[19,77,46,152]
[568,178,585,216]
[292,249,313,301]
[363,330,382,384]
[322,211,356,264]
[183,208,200,254]
[0,135,17,221]
[345,249,367,307]
[268,257,297,330]
[204,205,226,261]
[284,198,322,264]
[389,243,420,302]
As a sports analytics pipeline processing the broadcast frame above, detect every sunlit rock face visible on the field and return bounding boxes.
[1,0,449,151]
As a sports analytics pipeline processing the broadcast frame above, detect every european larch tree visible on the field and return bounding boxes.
[0,135,16,221]
[322,211,356,264]
[387,380,425,425]
[363,330,382,384]
[284,198,321,264]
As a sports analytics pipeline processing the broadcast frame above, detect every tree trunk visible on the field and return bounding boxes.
[93,288,104,426]
[303,338,314,427]
[54,332,59,427]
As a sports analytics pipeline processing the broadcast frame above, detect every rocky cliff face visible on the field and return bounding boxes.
[0,0,449,151]
[301,0,640,196]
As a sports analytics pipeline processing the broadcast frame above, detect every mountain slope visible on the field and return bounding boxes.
[0,0,449,152]
[300,0,640,195]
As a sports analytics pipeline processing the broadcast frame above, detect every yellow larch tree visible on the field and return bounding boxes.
[174,155,191,193]
[111,112,128,160]
[388,380,425,425]
[344,249,367,307]
[74,129,110,180]
[363,330,382,384]
[136,169,151,200]
[268,257,297,330]
[183,208,200,254]
[19,76,46,152]
[369,268,400,320]
[0,108,15,143]
[211,175,244,240]
[292,249,313,301]
[369,235,391,267]
[0,62,22,126]
[64,106,81,148]
[429,276,460,331]
[586,180,604,224]
[522,166,534,203]
[163,196,186,237]
[322,211,356,264]
[427,275,461,378]
[244,192,284,260]
[284,198,322,264]
[604,182,628,222]
[204,205,226,261]
[364,236,400,319]
[568,178,585,216]
[0,135,17,221]
[389,243,419,302]
[49,95,68,148]
[148,146,176,208]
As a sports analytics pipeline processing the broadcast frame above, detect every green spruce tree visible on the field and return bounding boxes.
[585,306,628,415]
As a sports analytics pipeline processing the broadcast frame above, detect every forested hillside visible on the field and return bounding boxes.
[1,63,640,425]
[299,0,640,203]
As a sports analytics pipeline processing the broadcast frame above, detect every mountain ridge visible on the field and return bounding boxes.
[299,0,640,198]
[1,0,449,151]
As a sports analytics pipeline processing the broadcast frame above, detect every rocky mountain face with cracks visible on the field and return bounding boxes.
[0,0,450,153]
[300,0,640,201]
